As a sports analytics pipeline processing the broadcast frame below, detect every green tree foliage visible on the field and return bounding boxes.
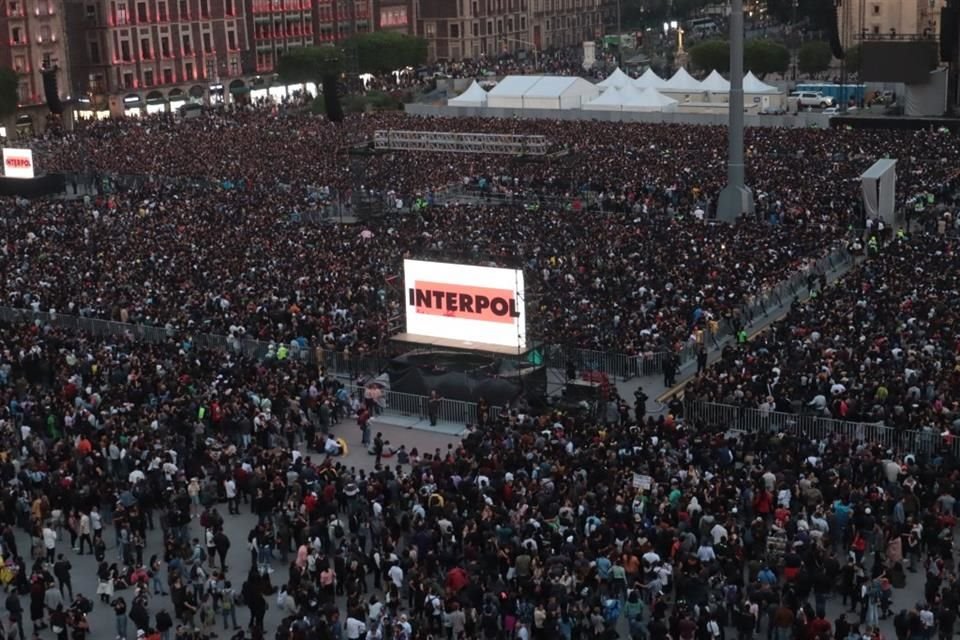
[345,32,428,74]
[0,68,19,118]
[277,46,342,83]
[744,39,790,77]
[843,44,861,70]
[671,0,711,19]
[690,39,730,73]
[797,40,833,75]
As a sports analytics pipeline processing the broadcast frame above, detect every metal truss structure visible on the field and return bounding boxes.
[372,130,550,156]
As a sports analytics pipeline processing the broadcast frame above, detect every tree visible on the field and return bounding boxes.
[277,46,342,84]
[344,32,428,74]
[278,47,344,123]
[744,39,790,78]
[797,41,833,75]
[843,44,862,71]
[0,68,19,119]
[672,0,711,19]
[689,40,730,73]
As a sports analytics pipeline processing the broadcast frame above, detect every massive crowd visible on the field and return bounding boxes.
[14,109,960,359]
[0,88,958,640]
[2,301,960,640]
[686,230,960,433]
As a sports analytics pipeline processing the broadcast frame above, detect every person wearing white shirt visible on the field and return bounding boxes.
[162,461,178,481]
[777,488,792,509]
[387,563,404,589]
[710,523,728,545]
[324,435,342,456]
[367,599,383,624]
[89,508,102,537]
[344,615,366,640]
[224,479,238,515]
[696,543,716,563]
[642,550,660,568]
[77,513,91,554]
[42,526,57,562]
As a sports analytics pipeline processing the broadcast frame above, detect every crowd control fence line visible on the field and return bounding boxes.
[0,246,851,385]
[345,384,501,427]
[0,306,500,427]
[684,399,950,456]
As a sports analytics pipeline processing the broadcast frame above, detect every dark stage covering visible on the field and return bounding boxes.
[0,174,66,198]
[387,350,546,408]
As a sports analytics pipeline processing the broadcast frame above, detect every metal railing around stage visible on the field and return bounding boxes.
[345,384,500,427]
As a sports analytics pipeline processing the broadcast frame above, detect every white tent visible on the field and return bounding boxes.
[617,84,645,102]
[597,67,633,91]
[624,87,679,112]
[743,71,779,94]
[700,70,730,92]
[521,76,599,109]
[634,68,666,90]
[662,67,702,92]
[486,75,542,108]
[583,86,626,111]
[447,81,488,107]
[487,75,599,109]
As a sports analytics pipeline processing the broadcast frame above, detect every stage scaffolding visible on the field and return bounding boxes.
[372,130,550,156]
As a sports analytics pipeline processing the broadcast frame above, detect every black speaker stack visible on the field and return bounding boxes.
[942,6,959,62]
[41,66,63,115]
[321,74,343,124]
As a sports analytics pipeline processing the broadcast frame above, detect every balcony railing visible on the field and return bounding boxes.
[857,31,937,41]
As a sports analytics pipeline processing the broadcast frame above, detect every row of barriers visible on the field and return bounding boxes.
[540,245,853,380]
[684,399,952,456]
[9,304,953,446]
[345,384,501,427]
[0,305,500,427]
[0,243,853,387]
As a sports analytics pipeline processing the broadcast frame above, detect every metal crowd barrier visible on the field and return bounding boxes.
[0,244,853,386]
[684,399,951,456]
[0,306,496,426]
[345,384,500,426]
[542,344,658,381]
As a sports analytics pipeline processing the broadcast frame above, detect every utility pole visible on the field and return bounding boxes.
[949,0,960,116]
[716,0,755,223]
[615,0,623,67]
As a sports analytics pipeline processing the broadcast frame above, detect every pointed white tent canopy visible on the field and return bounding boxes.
[486,75,599,109]
[700,70,731,92]
[447,80,488,107]
[633,68,666,90]
[743,71,779,94]
[623,87,679,112]
[583,86,625,111]
[617,83,646,102]
[662,67,702,92]
[597,67,633,91]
